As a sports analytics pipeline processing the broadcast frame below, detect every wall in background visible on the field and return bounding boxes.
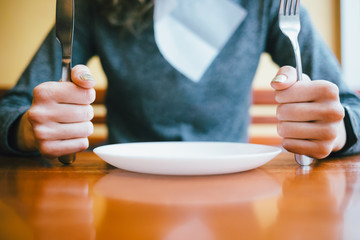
[0,0,55,88]
[341,0,360,90]
[0,0,341,90]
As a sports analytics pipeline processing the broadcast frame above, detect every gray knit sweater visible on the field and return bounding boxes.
[1,0,359,156]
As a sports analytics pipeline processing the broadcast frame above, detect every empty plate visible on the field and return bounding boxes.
[93,142,281,175]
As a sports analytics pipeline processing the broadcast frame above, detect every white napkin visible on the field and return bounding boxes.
[154,0,247,82]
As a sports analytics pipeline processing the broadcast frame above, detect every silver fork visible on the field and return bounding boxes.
[278,0,313,166]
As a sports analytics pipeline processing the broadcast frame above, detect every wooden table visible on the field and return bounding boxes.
[0,151,359,240]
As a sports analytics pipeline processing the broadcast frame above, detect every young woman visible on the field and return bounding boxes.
[0,0,359,160]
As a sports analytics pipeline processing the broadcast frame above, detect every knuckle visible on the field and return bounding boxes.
[318,82,340,100]
[327,84,340,99]
[91,89,96,103]
[28,106,50,124]
[27,107,42,123]
[33,83,54,101]
[84,88,96,104]
[87,105,94,120]
[88,122,94,136]
[78,138,89,151]
[38,141,58,158]
[277,122,285,137]
[281,139,291,151]
[84,122,94,136]
[333,104,345,120]
[276,104,285,120]
[33,125,48,140]
[274,93,282,103]
[322,104,345,121]
[81,105,94,121]
[314,143,332,159]
[322,125,338,140]
[32,85,45,100]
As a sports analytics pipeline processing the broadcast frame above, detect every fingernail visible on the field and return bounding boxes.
[80,73,94,81]
[272,74,287,83]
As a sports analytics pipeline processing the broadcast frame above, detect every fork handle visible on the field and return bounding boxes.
[291,38,314,166]
[291,38,303,81]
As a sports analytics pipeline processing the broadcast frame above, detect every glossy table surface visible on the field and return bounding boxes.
[0,151,360,240]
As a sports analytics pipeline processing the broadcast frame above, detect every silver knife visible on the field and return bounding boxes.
[55,0,76,164]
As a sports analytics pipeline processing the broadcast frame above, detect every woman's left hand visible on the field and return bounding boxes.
[271,66,346,159]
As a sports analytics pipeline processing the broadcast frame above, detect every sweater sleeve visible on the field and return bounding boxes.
[0,0,95,156]
[265,0,360,156]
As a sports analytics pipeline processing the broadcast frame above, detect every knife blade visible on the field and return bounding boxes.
[55,0,76,165]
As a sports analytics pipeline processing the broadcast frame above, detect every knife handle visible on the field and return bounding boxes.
[58,59,76,164]
[59,154,76,165]
[61,58,71,82]
[295,154,313,166]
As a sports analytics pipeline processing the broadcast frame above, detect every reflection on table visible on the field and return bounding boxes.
[0,152,360,240]
[94,168,280,239]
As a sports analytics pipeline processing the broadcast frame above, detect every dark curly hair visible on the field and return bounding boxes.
[95,0,155,35]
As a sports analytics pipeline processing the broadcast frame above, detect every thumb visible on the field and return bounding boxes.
[70,64,96,89]
[270,66,298,91]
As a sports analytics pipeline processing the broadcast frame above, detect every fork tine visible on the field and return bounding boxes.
[290,0,301,15]
[279,0,285,15]
[285,0,291,15]
[290,0,296,15]
[295,0,300,15]
[281,0,300,16]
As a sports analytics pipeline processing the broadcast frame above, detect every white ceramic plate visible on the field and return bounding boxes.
[93,142,281,175]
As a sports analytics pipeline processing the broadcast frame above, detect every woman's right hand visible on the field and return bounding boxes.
[17,65,96,158]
